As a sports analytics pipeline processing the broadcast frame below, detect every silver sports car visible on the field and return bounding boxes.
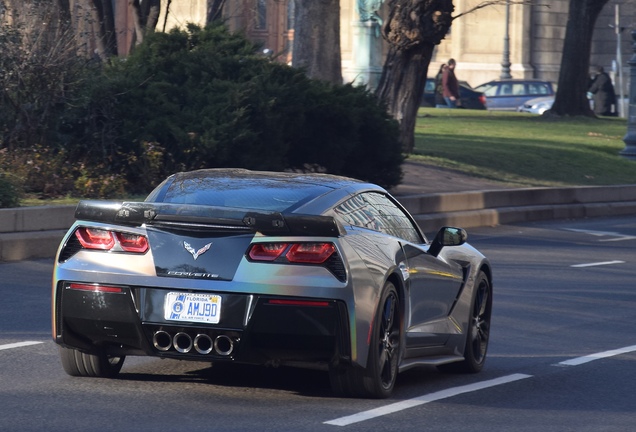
[52,169,492,398]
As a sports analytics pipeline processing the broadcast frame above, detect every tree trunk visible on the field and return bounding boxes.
[130,0,161,47]
[206,0,226,24]
[88,0,119,59]
[376,44,436,153]
[549,0,609,116]
[56,0,72,25]
[376,0,454,153]
[292,0,342,84]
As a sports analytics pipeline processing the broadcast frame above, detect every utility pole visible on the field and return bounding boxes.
[500,0,512,79]
[620,30,636,160]
[612,4,625,117]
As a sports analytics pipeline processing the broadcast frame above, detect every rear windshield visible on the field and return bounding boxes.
[148,177,331,212]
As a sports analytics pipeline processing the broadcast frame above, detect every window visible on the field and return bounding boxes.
[528,83,550,95]
[512,84,525,95]
[287,0,295,30]
[334,193,423,244]
[478,85,498,97]
[255,0,267,30]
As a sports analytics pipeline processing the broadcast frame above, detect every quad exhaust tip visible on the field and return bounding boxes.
[194,334,213,354]
[173,332,193,353]
[152,331,234,356]
[152,330,172,352]
[214,335,234,356]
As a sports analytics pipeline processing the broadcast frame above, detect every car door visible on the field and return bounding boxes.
[333,192,465,348]
[400,242,464,347]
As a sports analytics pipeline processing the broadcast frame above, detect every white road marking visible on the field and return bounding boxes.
[570,260,625,268]
[0,341,43,351]
[556,344,636,366]
[324,374,532,426]
[564,228,636,242]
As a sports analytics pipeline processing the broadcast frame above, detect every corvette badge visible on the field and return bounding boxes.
[184,241,212,260]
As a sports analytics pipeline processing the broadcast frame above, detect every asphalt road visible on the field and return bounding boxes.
[1,216,635,431]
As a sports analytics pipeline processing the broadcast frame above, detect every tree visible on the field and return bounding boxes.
[375,0,454,153]
[292,0,342,84]
[130,0,161,47]
[549,0,610,116]
[290,0,510,153]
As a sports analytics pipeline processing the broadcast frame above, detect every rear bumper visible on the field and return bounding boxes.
[53,281,351,367]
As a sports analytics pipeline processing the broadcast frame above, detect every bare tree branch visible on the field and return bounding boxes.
[453,0,549,21]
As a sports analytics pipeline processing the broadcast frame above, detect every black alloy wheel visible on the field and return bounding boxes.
[439,271,492,373]
[469,272,492,369]
[375,283,400,392]
[329,281,401,398]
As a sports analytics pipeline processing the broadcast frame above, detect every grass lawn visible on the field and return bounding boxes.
[411,108,636,188]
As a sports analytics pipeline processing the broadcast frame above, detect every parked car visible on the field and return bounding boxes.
[421,78,487,109]
[52,168,493,399]
[517,96,554,114]
[474,79,555,111]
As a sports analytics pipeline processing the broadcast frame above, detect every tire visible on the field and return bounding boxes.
[330,281,400,398]
[440,271,492,373]
[59,346,125,378]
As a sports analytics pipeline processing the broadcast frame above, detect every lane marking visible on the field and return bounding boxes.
[571,260,625,268]
[324,374,532,426]
[556,344,636,366]
[564,228,636,242]
[0,341,43,351]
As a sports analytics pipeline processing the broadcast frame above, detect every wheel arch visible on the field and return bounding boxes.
[478,262,493,287]
[386,271,407,362]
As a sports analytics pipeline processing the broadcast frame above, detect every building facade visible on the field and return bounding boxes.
[121,0,634,93]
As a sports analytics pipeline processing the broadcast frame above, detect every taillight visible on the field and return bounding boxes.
[74,227,148,253]
[286,243,335,263]
[248,242,335,264]
[68,283,124,293]
[75,227,115,250]
[247,242,345,282]
[116,232,149,253]
[268,299,330,307]
[479,94,487,107]
[248,243,288,261]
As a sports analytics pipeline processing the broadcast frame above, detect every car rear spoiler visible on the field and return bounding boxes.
[74,200,343,237]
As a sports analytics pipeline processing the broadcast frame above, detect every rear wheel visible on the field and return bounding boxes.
[330,281,400,398]
[59,346,125,378]
[440,271,492,373]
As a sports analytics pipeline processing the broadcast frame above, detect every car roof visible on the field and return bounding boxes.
[477,78,552,86]
[170,168,367,188]
[147,168,383,213]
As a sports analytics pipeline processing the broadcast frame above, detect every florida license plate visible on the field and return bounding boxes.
[164,292,222,324]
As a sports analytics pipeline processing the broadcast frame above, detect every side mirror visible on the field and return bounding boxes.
[428,227,467,257]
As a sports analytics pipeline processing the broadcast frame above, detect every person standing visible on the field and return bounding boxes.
[442,58,461,108]
[588,66,616,116]
[434,64,448,108]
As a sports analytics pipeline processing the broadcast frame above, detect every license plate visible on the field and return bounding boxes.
[164,292,222,324]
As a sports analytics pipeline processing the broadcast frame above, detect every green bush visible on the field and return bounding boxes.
[0,172,21,208]
[75,23,403,191]
[2,21,403,201]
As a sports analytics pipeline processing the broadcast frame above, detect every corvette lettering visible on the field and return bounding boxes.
[167,271,219,279]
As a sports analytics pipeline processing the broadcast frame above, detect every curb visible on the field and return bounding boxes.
[397,184,636,233]
[2,184,636,262]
